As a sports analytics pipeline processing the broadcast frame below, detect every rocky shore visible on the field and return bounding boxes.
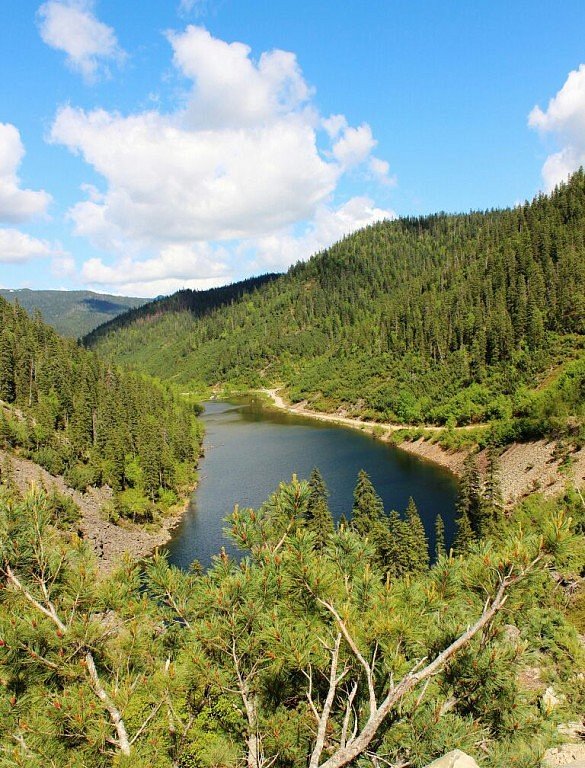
[0,448,189,574]
[260,389,585,505]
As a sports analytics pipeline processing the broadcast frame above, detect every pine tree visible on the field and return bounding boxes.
[457,454,483,536]
[379,509,407,577]
[305,467,334,548]
[351,469,385,536]
[0,332,15,403]
[453,510,475,555]
[434,513,446,560]
[402,497,430,574]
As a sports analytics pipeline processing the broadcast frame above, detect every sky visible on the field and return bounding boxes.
[1,1,585,297]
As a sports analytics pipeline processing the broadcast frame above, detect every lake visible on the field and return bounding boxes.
[166,398,459,569]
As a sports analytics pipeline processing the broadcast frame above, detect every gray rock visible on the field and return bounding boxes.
[541,686,562,713]
[541,743,585,767]
[425,750,480,768]
[503,623,521,644]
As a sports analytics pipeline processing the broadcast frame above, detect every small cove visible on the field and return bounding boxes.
[167,398,459,569]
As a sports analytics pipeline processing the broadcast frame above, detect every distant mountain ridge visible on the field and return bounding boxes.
[82,274,281,346]
[0,289,147,338]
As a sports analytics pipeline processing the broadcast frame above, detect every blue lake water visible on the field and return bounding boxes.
[166,398,458,569]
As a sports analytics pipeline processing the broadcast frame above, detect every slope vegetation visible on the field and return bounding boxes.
[88,172,585,432]
[0,296,201,526]
[0,289,147,338]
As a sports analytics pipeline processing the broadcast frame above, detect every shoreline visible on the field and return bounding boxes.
[0,448,193,575]
[258,388,585,507]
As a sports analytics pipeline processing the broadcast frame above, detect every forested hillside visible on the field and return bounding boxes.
[0,289,146,338]
[84,273,279,346]
[88,172,585,431]
[0,296,201,521]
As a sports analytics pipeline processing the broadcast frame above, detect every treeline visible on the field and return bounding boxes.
[88,172,585,429]
[83,273,280,346]
[0,474,583,767]
[0,297,201,521]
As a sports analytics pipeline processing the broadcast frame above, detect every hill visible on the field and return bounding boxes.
[83,273,280,346]
[0,295,201,533]
[87,172,585,436]
[0,288,147,338]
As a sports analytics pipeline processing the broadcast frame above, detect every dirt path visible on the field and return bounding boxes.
[260,389,585,506]
[261,389,446,432]
[0,449,187,575]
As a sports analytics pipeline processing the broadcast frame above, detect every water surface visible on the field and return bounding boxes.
[167,398,458,569]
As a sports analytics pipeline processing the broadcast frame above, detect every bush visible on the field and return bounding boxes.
[115,488,155,523]
[31,447,65,477]
[65,462,102,492]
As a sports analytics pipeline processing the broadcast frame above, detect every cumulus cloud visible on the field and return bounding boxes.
[0,228,52,263]
[529,64,585,190]
[81,242,232,296]
[169,26,312,129]
[332,123,376,170]
[245,196,396,273]
[37,0,126,82]
[49,26,393,294]
[0,123,51,223]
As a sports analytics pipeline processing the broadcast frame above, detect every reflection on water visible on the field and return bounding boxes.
[166,398,458,569]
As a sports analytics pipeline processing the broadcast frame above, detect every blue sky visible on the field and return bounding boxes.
[1,0,584,296]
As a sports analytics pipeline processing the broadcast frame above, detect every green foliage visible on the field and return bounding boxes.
[0,475,583,767]
[0,288,147,338]
[304,468,334,548]
[0,296,201,519]
[89,173,585,435]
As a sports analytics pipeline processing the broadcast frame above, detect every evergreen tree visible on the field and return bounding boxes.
[457,455,483,535]
[402,497,430,574]
[379,509,407,577]
[434,513,446,559]
[453,510,475,555]
[305,467,334,548]
[0,332,15,403]
[351,470,390,571]
[351,469,385,536]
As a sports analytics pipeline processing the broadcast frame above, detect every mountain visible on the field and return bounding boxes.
[82,273,280,346]
[86,172,585,433]
[0,289,147,338]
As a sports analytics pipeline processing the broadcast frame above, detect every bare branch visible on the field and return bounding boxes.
[85,652,131,756]
[4,564,67,633]
[314,562,539,768]
[340,681,358,748]
[129,700,164,747]
[308,633,342,768]
[317,598,377,714]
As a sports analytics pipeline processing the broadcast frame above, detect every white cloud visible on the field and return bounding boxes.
[0,123,51,223]
[168,26,312,129]
[322,114,347,139]
[50,26,393,292]
[81,242,232,296]
[0,228,52,263]
[52,105,338,245]
[246,196,396,273]
[369,157,395,185]
[332,123,376,170]
[51,252,76,277]
[529,64,585,190]
[37,0,126,82]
